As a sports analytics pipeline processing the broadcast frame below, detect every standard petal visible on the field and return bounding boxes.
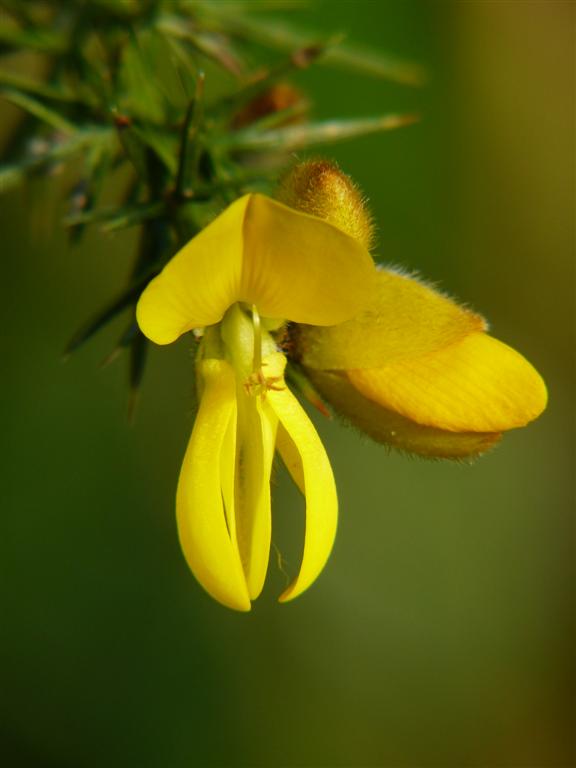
[348,332,548,433]
[137,196,248,344]
[235,391,278,600]
[240,194,376,326]
[137,193,377,346]
[176,359,250,611]
[265,353,338,603]
[296,267,486,370]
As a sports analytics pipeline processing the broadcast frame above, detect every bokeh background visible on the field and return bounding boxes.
[1,1,574,766]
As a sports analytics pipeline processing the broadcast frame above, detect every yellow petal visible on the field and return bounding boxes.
[307,368,502,459]
[235,390,278,600]
[137,196,247,345]
[239,194,375,326]
[137,193,376,345]
[220,403,238,547]
[296,267,486,370]
[176,359,250,611]
[265,353,338,603]
[276,421,306,492]
[348,332,548,433]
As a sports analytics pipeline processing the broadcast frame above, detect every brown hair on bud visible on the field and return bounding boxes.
[276,159,375,250]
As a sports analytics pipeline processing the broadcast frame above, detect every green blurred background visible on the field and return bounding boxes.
[1,1,574,766]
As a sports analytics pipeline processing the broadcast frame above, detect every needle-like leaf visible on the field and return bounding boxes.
[0,88,76,133]
[219,113,419,152]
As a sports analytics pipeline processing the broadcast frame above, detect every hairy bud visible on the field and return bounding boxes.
[276,159,375,250]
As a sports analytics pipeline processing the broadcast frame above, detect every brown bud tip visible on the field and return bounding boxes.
[231,83,308,130]
[275,159,375,250]
[114,114,132,129]
[291,44,324,69]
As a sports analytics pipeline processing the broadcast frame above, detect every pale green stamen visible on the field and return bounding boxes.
[251,304,262,375]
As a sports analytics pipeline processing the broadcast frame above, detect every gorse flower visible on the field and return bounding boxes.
[4,2,544,612]
[137,191,376,610]
[136,161,547,611]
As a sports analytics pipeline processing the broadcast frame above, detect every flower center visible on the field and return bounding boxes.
[220,303,284,398]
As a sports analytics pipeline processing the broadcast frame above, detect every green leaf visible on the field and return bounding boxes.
[0,88,76,133]
[0,127,113,193]
[132,124,179,176]
[116,123,149,180]
[322,42,426,86]
[197,11,424,85]
[219,113,419,152]
[163,35,198,101]
[102,201,165,233]
[234,103,308,133]
[119,29,169,123]
[67,141,115,243]
[0,69,93,104]
[116,120,178,180]
[159,14,245,77]
[64,200,164,232]
[99,319,140,368]
[175,73,206,198]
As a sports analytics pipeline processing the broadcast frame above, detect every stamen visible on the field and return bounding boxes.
[243,365,284,399]
[251,304,262,374]
[243,305,286,399]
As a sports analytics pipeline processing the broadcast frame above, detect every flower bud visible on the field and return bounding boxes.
[276,160,375,250]
[231,83,308,130]
[290,267,547,461]
[305,367,502,460]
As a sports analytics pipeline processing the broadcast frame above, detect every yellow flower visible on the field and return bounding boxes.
[137,175,547,611]
[137,193,376,610]
[277,159,547,460]
[294,267,548,459]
